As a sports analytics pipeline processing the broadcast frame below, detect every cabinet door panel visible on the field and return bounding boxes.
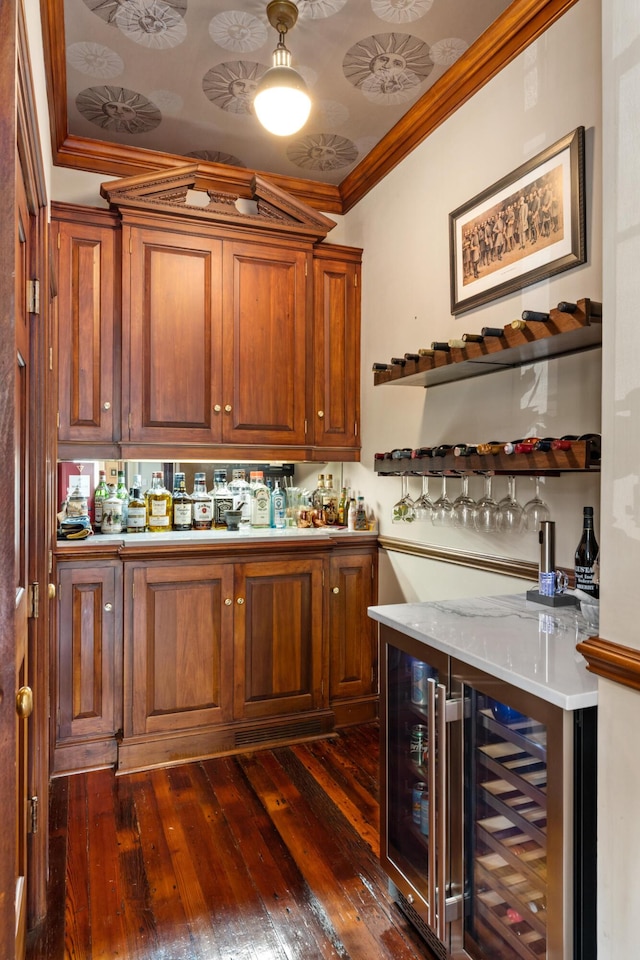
[313,251,361,451]
[223,242,308,445]
[127,563,233,736]
[234,559,323,719]
[55,216,118,442]
[125,229,223,442]
[329,553,376,701]
[57,562,121,742]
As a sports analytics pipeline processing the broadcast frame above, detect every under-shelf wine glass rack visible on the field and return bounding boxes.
[372,297,602,477]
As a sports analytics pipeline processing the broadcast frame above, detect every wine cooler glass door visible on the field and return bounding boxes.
[463,687,549,960]
[382,638,451,941]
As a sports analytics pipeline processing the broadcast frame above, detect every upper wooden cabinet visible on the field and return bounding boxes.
[313,244,362,453]
[53,167,362,461]
[52,204,120,447]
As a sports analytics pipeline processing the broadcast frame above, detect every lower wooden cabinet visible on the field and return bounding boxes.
[329,549,378,726]
[54,560,122,775]
[54,537,378,774]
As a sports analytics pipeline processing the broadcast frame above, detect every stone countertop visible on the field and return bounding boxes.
[368,593,598,711]
[57,525,377,546]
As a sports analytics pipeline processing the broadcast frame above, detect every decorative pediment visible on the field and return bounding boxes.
[100,165,336,242]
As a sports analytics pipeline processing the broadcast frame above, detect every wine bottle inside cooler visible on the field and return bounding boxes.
[575,506,599,598]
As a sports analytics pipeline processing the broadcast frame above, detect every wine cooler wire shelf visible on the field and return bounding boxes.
[476,894,546,960]
[372,297,602,390]
[475,855,547,938]
[374,438,599,476]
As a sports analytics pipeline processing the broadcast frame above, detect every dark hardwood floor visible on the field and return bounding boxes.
[27,723,431,959]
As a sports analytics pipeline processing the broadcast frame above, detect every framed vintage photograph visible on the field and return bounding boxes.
[449,126,586,315]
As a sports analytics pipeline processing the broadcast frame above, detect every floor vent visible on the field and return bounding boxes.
[234,717,324,747]
[394,888,447,960]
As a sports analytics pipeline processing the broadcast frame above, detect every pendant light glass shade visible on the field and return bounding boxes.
[254,1,311,137]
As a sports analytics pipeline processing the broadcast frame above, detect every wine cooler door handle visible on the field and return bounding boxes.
[427,677,437,932]
[436,681,447,942]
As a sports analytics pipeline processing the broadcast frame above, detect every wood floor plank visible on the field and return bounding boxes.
[28,724,431,960]
[203,754,343,960]
[238,748,420,960]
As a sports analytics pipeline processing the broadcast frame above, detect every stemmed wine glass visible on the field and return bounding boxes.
[432,475,453,527]
[522,477,551,532]
[452,475,476,528]
[497,475,524,533]
[414,475,434,521]
[475,475,499,534]
[392,476,416,523]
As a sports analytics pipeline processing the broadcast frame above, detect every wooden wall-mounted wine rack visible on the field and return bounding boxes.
[374,439,600,477]
[372,298,601,389]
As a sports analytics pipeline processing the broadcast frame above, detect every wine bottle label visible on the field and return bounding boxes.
[575,565,597,594]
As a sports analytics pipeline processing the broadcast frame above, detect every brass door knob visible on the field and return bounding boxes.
[332,586,340,594]
[317,410,324,418]
[104,602,113,612]
[16,686,33,719]
[48,583,56,599]
[224,598,232,606]
[214,404,222,413]
[224,404,232,413]
[103,401,111,410]
[236,597,244,605]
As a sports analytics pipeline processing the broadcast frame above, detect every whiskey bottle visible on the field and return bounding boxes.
[126,486,147,533]
[312,474,325,511]
[211,469,233,529]
[191,472,213,530]
[575,506,599,598]
[322,474,338,525]
[147,472,172,533]
[93,470,110,532]
[172,472,193,531]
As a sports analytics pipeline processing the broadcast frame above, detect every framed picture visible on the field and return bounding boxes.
[449,126,586,315]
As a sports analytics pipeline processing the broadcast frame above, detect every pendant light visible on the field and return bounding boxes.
[254,1,311,137]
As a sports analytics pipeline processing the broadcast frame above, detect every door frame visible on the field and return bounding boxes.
[1,0,51,951]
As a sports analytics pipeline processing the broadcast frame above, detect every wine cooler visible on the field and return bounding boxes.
[380,624,596,960]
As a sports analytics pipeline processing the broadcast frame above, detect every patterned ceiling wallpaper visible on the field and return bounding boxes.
[64,0,512,185]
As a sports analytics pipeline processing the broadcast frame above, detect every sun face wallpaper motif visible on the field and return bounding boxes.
[64,0,513,184]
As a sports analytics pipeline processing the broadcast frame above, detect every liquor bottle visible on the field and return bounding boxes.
[355,495,368,530]
[115,469,129,527]
[93,470,110,532]
[312,474,325,510]
[147,472,172,533]
[126,486,147,533]
[347,498,357,531]
[575,506,599,598]
[66,481,88,518]
[191,472,213,530]
[250,471,270,528]
[229,469,251,524]
[101,490,124,534]
[337,486,348,526]
[322,474,338,525]
[480,326,506,339]
[270,479,286,529]
[172,472,193,531]
[210,469,233,529]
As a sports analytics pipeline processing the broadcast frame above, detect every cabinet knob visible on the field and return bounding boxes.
[104,602,113,612]
[407,893,414,905]
[225,404,232,413]
[317,410,324,418]
[103,401,111,411]
[332,586,340,594]
[236,597,244,605]
[224,598,232,606]
[16,686,33,719]
[213,404,222,413]
[48,583,56,599]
